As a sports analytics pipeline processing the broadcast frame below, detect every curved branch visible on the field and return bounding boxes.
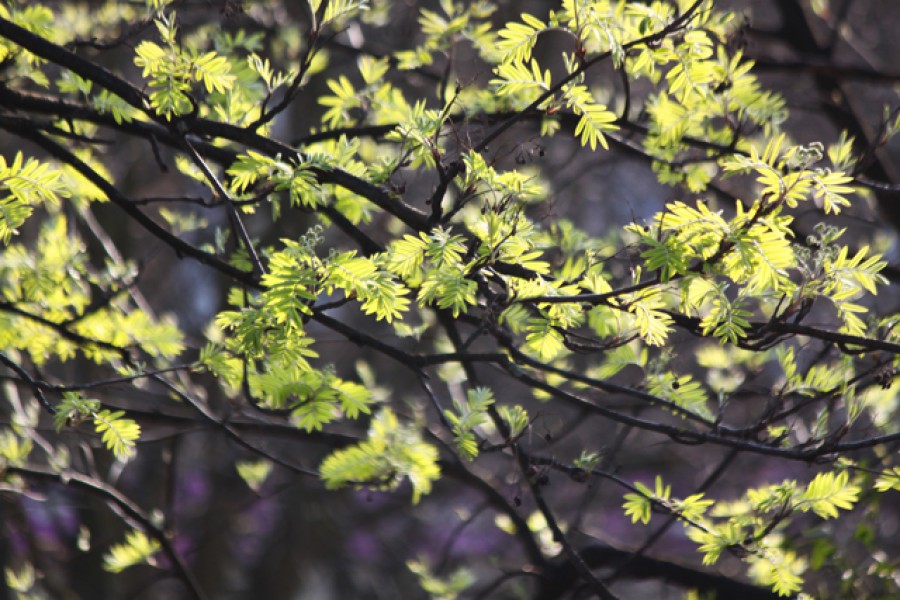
[0,352,56,414]
[5,464,206,600]
[0,116,261,288]
[538,544,779,600]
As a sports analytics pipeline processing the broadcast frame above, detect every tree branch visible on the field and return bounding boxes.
[5,464,207,600]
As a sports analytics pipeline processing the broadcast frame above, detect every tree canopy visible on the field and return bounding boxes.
[0,0,898,598]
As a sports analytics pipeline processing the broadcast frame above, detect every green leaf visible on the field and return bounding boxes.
[495,13,545,63]
[386,233,429,279]
[103,530,160,573]
[319,75,360,128]
[647,372,712,419]
[498,404,529,439]
[0,152,67,243]
[418,266,477,317]
[799,470,860,519]
[748,550,806,597]
[623,492,652,524]
[524,318,565,361]
[93,409,141,461]
[325,253,410,322]
[491,58,552,99]
[408,557,474,600]
[874,467,900,492]
[0,429,33,466]
[627,291,673,347]
[443,387,494,460]
[192,51,235,94]
[563,83,618,151]
[596,344,647,378]
[320,409,440,504]
[53,392,101,432]
[236,459,273,493]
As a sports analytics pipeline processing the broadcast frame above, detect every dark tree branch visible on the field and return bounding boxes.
[747,55,900,83]
[146,372,320,478]
[0,16,147,110]
[539,544,780,600]
[499,361,897,460]
[0,352,56,414]
[181,137,267,276]
[529,472,622,600]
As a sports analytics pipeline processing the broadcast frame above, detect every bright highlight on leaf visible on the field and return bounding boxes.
[799,471,860,520]
[103,530,160,573]
[563,83,618,150]
[496,13,546,63]
[444,387,495,460]
[0,152,67,243]
[93,410,141,461]
[320,409,440,504]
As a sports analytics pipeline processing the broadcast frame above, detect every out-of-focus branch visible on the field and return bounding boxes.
[5,464,206,600]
